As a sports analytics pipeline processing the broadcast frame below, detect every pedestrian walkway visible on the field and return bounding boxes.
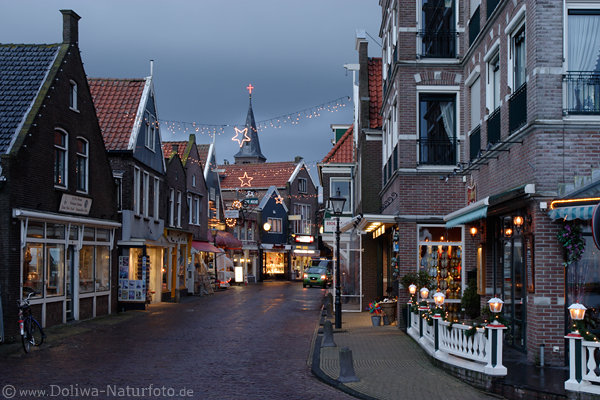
[311,312,500,400]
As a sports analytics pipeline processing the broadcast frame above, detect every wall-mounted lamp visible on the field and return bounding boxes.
[263,222,271,232]
[470,226,478,237]
[513,216,524,228]
[504,228,513,238]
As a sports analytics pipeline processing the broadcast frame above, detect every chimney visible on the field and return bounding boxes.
[294,156,303,164]
[60,9,81,45]
[356,29,370,131]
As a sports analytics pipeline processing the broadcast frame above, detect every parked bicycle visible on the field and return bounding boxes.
[18,287,45,353]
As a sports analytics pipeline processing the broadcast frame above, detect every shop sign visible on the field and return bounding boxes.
[245,197,259,205]
[224,209,239,219]
[59,194,92,215]
[288,215,301,221]
[324,217,352,233]
[294,235,314,243]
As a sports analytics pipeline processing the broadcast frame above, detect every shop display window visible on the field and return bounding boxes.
[96,246,110,291]
[46,244,65,296]
[79,245,94,293]
[264,252,285,275]
[23,243,43,296]
[418,226,463,300]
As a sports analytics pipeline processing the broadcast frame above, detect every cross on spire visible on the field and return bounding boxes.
[246,83,254,96]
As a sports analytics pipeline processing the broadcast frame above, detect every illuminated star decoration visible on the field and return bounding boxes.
[275,195,284,204]
[226,218,237,228]
[238,172,253,187]
[232,127,251,147]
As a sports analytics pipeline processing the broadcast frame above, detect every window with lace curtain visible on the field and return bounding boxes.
[418,93,456,165]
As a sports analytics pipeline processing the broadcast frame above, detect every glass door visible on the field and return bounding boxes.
[502,235,527,350]
[65,246,75,321]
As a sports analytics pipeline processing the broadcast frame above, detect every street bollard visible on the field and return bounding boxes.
[321,320,336,347]
[338,347,359,383]
[320,314,327,326]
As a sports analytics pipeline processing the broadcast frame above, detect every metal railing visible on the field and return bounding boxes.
[418,137,457,166]
[563,72,600,115]
[417,31,458,58]
[487,107,501,145]
[469,125,481,161]
[509,83,527,133]
[469,6,480,47]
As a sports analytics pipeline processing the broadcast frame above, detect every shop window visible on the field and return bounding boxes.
[418,93,457,165]
[23,243,44,297]
[264,252,285,275]
[46,244,65,296]
[418,225,463,310]
[79,245,94,293]
[330,179,352,213]
[27,221,44,239]
[46,224,65,240]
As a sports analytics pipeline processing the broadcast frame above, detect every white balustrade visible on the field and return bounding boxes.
[565,338,600,395]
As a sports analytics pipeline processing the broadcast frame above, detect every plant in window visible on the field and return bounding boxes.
[556,221,586,267]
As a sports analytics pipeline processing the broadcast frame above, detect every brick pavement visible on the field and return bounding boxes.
[313,312,501,400]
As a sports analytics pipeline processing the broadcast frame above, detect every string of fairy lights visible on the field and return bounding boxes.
[157,96,350,137]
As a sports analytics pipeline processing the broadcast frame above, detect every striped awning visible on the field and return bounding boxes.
[548,205,595,221]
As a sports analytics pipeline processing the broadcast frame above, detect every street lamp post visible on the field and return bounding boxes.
[328,189,346,329]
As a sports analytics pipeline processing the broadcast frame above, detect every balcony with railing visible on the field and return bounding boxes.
[468,7,480,47]
[469,125,481,161]
[509,83,527,133]
[418,137,457,165]
[564,72,600,115]
[487,107,501,145]
[417,31,458,58]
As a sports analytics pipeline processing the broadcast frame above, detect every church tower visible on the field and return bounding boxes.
[234,84,267,164]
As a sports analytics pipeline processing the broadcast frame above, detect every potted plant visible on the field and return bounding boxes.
[368,302,383,326]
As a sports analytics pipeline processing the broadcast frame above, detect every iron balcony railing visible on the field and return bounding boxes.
[487,0,500,18]
[468,6,480,47]
[417,31,458,58]
[487,107,501,145]
[469,125,481,161]
[509,83,527,133]
[418,137,457,165]
[563,72,600,115]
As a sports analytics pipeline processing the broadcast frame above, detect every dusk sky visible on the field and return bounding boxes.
[0,1,381,180]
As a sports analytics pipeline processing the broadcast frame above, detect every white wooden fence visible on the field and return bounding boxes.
[406,308,507,376]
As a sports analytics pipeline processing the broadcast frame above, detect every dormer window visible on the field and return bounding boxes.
[69,80,78,111]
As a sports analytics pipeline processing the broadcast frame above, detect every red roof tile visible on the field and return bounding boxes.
[162,141,187,160]
[368,58,382,129]
[322,126,354,163]
[88,78,146,151]
[219,162,297,189]
[197,144,210,167]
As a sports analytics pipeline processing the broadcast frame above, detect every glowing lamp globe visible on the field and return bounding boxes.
[433,291,445,307]
[263,222,271,232]
[408,284,417,296]
[569,303,587,321]
[420,287,430,300]
[488,297,504,314]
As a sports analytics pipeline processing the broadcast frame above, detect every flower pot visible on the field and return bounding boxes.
[371,315,381,326]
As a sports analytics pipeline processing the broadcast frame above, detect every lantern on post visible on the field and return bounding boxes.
[408,284,417,298]
[433,291,445,307]
[569,303,587,322]
[488,297,504,326]
[420,287,429,300]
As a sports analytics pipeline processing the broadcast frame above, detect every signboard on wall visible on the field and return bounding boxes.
[224,210,239,219]
[323,217,352,233]
[59,194,92,215]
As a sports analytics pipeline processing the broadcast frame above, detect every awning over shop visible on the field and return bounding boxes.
[213,231,242,250]
[192,241,223,253]
[444,197,489,228]
[340,213,397,233]
[548,205,595,221]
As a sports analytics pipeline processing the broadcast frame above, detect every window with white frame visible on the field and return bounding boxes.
[565,8,600,113]
[194,196,200,225]
[187,195,193,224]
[487,53,501,112]
[330,179,352,213]
[133,167,141,215]
[153,177,159,219]
[169,188,175,227]
[418,93,457,165]
[267,217,282,233]
[145,112,156,151]
[298,178,307,193]
[176,191,182,227]
[470,76,481,129]
[512,26,526,90]
[293,203,311,235]
[143,171,150,217]
[54,129,67,187]
[69,80,78,111]
[75,138,88,192]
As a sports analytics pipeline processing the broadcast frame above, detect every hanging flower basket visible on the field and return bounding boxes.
[557,221,586,267]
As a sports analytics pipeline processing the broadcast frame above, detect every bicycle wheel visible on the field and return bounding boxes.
[21,319,32,353]
[29,318,44,347]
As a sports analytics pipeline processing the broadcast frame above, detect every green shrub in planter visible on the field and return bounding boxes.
[461,279,480,319]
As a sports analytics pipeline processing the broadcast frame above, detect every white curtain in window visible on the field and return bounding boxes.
[569,14,600,72]
[440,102,455,138]
[470,77,481,129]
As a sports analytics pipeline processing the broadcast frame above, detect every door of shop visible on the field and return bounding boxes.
[66,246,75,321]
[501,235,527,350]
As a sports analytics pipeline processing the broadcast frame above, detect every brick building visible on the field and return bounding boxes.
[379,0,600,366]
[0,10,120,337]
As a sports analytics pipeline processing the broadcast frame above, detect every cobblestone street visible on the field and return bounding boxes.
[0,282,354,400]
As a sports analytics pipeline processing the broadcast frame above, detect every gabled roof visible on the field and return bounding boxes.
[88,78,146,151]
[257,186,289,212]
[368,58,382,129]
[322,126,354,164]
[0,44,61,154]
[197,144,210,166]
[163,141,188,162]
[219,161,297,190]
